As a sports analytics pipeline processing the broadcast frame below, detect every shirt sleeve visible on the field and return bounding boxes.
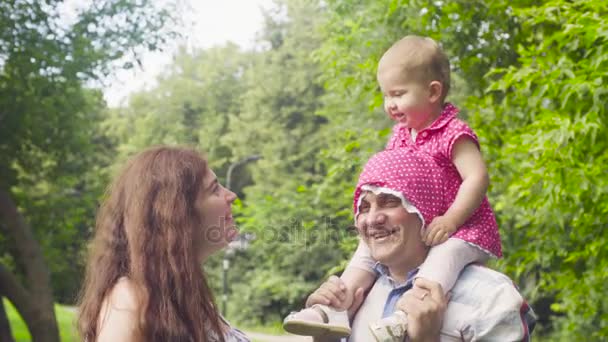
[443,120,480,161]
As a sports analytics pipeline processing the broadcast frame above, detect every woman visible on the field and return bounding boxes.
[77,146,249,341]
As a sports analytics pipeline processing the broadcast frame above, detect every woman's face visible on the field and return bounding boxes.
[196,167,238,262]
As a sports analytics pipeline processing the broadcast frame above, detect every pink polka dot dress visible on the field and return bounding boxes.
[361,103,502,258]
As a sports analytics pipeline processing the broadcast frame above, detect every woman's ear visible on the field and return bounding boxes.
[428,81,443,104]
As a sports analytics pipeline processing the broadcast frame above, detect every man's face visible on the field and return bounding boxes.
[356,191,427,268]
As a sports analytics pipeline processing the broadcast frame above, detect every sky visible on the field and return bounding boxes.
[102,0,275,107]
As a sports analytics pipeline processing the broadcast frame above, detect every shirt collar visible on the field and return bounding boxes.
[373,262,419,288]
[422,102,459,132]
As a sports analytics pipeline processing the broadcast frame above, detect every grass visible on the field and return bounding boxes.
[238,320,285,335]
[4,300,287,342]
[3,299,77,341]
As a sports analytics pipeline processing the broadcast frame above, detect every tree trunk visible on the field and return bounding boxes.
[0,189,60,342]
[0,297,15,342]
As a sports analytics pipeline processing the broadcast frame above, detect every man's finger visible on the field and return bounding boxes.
[421,225,429,239]
[425,226,440,245]
[315,289,342,307]
[306,292,330,307]
[431,230,447,246]
[397,291,422,318]
[414,278,445,304]
[320,280,346,301]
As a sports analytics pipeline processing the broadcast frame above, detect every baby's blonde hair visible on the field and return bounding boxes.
[379,35,451,102]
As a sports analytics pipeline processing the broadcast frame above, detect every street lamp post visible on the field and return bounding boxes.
[225,154,261,191]
[221,154,261,317]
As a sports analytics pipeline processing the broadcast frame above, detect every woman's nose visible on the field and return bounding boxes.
[225,188,237,203]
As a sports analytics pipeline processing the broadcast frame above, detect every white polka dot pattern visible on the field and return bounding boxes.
[356,103,502,258]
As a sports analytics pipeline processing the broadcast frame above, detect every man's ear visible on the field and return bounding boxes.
[428,81,443,104]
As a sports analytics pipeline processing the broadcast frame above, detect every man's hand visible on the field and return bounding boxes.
[396,278,447,342]
[422,215,457,246]
[306,275,348,309]
[305,276,364,313]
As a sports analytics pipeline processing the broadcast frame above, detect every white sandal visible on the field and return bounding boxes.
[369,310,408,342]
[283,304,351,338]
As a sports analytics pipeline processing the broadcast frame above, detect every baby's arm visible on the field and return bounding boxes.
[416,238,489,294]
[423,137,489,246]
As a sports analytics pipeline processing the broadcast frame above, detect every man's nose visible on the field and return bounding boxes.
[365,207,387,228]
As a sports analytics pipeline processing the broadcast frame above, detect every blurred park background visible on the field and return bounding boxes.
[0,0,606,341]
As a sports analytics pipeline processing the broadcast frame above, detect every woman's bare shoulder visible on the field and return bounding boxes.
[97,277,140,341]
[106,277,138,310]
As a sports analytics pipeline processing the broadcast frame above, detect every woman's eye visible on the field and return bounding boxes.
[359,205,370,213]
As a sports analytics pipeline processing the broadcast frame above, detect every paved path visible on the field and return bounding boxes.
[244,331,313,342]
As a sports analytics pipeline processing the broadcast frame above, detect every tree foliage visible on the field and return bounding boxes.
[0,0,178,340]
[469,1,608,338]
[313,0,608,339]
[92,0,608,339]
[1,0,605,340]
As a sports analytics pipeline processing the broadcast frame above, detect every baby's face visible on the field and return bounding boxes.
[377,60,438,131]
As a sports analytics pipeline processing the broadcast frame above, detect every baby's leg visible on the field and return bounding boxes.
[340,240,377,314]
[416,238,489,294]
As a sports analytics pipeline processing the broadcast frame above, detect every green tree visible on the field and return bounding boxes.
[312,0,607,339]
[104,42,252,176]
[468,1,608,338]
[223,0,354,324]
[0,0,177,340]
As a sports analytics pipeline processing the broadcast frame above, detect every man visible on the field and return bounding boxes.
[306,149,536,341]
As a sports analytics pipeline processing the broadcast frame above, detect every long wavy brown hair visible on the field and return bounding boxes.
[77,146,224,341]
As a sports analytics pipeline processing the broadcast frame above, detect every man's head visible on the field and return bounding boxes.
[353,149,447,269]
[377,35,451,129]
[357,190,428,271]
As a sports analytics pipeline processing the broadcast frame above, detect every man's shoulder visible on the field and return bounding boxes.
[460,264,513,281]
[449,265,536,341]
[452,264,525,307]
[456,264,517,289]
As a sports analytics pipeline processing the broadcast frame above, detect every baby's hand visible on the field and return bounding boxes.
[422,215,457,246]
